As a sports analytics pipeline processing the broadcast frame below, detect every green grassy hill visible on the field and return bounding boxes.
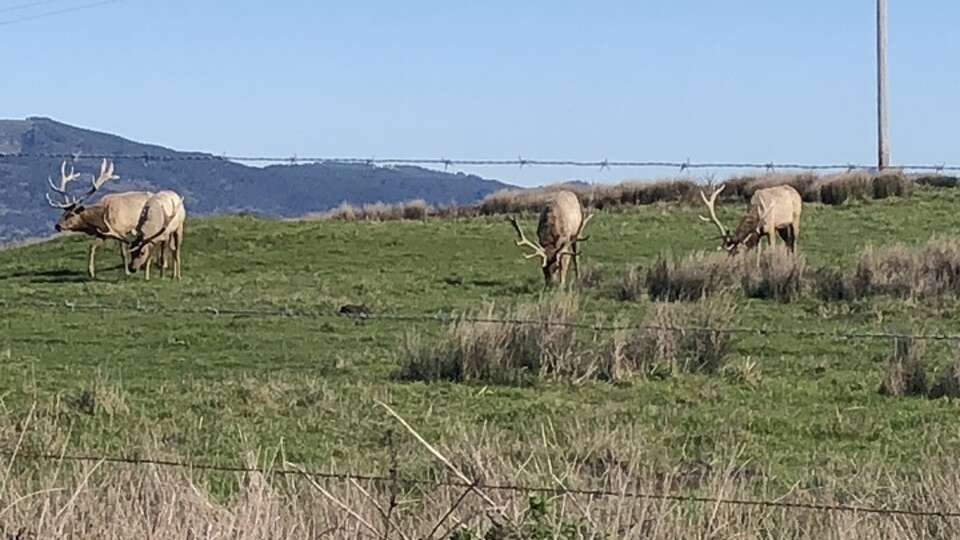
[2,186,959,486]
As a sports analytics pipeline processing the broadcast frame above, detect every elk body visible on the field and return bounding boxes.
[699,184,802,258]
[45,159,154,278]
[128,191,186,280]
[508,190,593,287]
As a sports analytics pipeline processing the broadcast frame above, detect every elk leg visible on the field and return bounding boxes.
[120,242,131,275]
[571,242,580,282]
[159,241,166,279]
[559,258,568,288]
[174,227,183,280]
[144,250,152,281]
[88,238,103,279]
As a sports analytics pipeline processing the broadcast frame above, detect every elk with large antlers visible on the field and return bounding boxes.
[507,190,593,287]
[128,191,186,280]
[698,184,802,260]
[45,159,154,278]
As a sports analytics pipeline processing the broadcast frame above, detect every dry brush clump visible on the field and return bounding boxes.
[879,336,928,397]
[314,169,919,224]
[614,264,645,301]
[930,352,960,399]
[478,179,701,215]
[397,293,587,384]
[603,295,738,379]
[727,170,913,206]
[847,238,960,300]
[307,199,435,221]
[740,246,807,302]
[644,248,805,303]
[644,251,737,302]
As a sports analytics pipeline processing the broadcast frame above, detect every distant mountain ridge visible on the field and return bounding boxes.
[0,117,513,243]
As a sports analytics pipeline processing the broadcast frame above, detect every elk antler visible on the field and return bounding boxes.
[698,184,729,240]
[507,216,548,267]
[45,160,83,209]
[73,158,119,205]
[88,159,118,193]
[45,159,120,210]
[756,196,770,222]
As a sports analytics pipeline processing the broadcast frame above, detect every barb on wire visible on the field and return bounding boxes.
[3,152,960,172]
[2,298,960,342]
[3,450,959,520]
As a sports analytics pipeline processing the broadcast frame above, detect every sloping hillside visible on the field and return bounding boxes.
[0,117,511,243]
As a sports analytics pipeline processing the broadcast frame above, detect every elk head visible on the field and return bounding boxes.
[508,212,593,286]
[698,184,769,255]
[45,159,118,232]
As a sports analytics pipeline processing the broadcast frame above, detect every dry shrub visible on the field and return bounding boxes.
[322,201,357,221]
[811,267,857,302]
[614,265,645,302]
[400,198,429,220]
[645,251,737,302]
[817,172,866,205]
[605,295,738,378]
[309,199,436,221]
[740,246,806,302]
[880,336,928,397]
[398,294,585,384]
[723,172,820,202]
[575,264,606,290]
[873,171,913,199]
[853,238,960,299]
[930,352,960,399]
[478,178,699,215]
[915,175,960,188]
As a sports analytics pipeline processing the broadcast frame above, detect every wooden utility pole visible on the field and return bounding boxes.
[877,0,890,170]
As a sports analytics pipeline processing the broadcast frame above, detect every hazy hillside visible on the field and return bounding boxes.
[0,117,512,243]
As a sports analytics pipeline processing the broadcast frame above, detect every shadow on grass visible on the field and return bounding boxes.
[0,265,127,284]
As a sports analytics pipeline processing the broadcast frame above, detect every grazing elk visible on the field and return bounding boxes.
[128,191,186,280]
[45,159,154,278]
[698,184,802,261]
[508,190,593,287]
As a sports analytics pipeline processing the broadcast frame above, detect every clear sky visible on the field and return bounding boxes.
[2,0,957,186]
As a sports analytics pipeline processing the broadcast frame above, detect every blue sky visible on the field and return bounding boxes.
[2,0,958,186]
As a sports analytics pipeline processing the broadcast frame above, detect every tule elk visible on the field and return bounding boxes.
[128,191,186,280]
[507,190,593,287]
[698,184,802,263]
[45,159,153,278]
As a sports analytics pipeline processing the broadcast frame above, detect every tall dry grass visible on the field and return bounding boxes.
[879,336,929,397]
[834,238,960,300]
[644,247,805,303]
[397,293,586,384]
[605,295,738,379]
[306,199,435,221]
[2,400,960,539]
[479,170,915,219]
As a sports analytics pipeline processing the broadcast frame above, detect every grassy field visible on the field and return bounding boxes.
[2,186,960,530]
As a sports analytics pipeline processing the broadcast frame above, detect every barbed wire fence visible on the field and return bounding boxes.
[2,151,960,173]
[3,448,959,521]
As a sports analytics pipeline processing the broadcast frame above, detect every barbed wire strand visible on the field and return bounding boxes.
[2,152,959,172]
[2,299,959,342]
[3,450,958,519]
